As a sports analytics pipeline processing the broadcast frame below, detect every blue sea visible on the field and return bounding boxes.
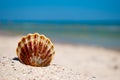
[0,20,120,49]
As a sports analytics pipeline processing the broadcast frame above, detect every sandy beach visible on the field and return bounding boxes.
[0,33,120,80]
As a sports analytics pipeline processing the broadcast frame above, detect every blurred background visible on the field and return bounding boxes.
[0,0,120,49]
[0,1,120,80]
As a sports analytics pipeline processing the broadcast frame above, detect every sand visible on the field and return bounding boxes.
[0,57,83,80]
[0,34,120,80]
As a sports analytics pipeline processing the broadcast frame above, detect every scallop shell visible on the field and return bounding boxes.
[16,33,55,67]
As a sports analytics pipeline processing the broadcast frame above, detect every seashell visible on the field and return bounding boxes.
[16,33,55,67]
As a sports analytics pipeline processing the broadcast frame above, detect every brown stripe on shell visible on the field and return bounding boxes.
[39,37,47,60]
[20,47,27,64]
[33,40,37,56]
[24,43,30,65]
[46,57,52,66]
[20,46,29,65]
[28,41,33,53]
[39,40,43,54]
[39,35,44,54]
[35,34,40,57]
[27,34,32,41]
[40,35,46,53]
[22,37,30,65]
[40,35,44,39]
[42,44,48,54]
[45,50,55,60]
[34,33,39,56]
[17,42,23,61]
[45,45,55,59]
[50,45,54,50]
[25,35,33,60]
[44,49,51,59]
[18,42,21,47]
[21,37,26,43]
[45,38,50,44]
[16,48,18,53]
[20,52,26,63]
[16,48,19,57]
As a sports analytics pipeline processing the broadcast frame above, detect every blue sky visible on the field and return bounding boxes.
[0,0,120,20]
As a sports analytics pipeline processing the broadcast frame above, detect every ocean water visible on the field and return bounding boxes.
[0,20,120,49]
